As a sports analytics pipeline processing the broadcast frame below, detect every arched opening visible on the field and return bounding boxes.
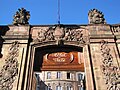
[31,45,86,90]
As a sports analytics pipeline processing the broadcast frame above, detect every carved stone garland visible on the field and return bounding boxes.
[100,40,120,90]
[0,41,19,90]
[34,26,85,44]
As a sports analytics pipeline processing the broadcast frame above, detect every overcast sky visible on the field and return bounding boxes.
[0,0,120,25]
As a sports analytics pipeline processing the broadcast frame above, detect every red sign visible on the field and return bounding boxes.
[45,52,74,64]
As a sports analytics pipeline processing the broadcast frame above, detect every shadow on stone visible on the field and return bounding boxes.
[0,26,10,58]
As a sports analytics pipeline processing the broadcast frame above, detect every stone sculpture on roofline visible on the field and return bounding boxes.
[88,8,106,24]
[12,8,106,25]
[12,8,30,25]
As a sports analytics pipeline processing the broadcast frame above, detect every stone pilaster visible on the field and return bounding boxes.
[88,24,120,90]
[0,25,30,90]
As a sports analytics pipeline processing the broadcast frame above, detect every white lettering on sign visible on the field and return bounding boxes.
[53,58,65,62]
[45,52,74,63]
[51,53,66,57]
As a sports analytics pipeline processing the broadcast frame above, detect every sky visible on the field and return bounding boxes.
[0,0,120,25]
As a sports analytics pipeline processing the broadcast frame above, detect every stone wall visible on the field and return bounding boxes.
[0,24,120,90]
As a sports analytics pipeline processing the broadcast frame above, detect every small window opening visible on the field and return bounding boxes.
[67,72,70,79]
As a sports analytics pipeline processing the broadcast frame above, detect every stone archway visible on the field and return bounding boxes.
[29,44,85,90]
[23,25,94,90]
[37,45,84,89]
[25,45,84,90]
